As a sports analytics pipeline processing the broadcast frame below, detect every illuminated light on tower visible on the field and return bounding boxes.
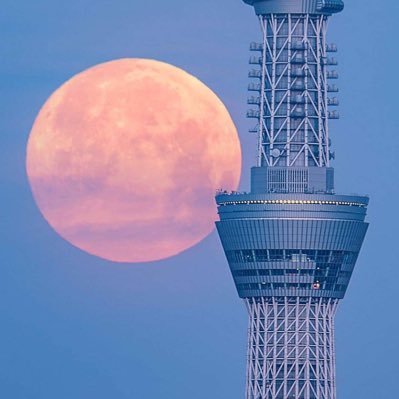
[215,1,369,398]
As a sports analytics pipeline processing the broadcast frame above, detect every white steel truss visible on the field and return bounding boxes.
[245,297,338,399]
[248,14,335,168]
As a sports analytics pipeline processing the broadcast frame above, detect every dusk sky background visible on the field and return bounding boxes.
[1,0,398,398]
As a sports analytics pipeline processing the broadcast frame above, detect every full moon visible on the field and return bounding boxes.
[26,59,241,263]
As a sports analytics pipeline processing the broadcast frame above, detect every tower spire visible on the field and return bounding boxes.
[246,0,343,194]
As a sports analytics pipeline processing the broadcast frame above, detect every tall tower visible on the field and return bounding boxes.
[215,1,369,398]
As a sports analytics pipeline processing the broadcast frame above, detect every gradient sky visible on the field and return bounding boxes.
[1,1,398,398]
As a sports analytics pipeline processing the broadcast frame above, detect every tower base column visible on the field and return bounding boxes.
[245,297,338,399]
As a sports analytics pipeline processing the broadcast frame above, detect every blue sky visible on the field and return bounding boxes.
[1,0,398,398]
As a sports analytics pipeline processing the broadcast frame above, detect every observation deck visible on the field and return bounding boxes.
[243,0,345,15]
[216,190,368,300]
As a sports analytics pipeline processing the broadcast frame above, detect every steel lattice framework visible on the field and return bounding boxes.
[245,298,338,399]
[248,14,336,168]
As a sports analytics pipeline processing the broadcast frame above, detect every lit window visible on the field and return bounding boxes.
[312,282,321,290]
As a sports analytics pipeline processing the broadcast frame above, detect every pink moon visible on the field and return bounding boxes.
[26,58,241,263]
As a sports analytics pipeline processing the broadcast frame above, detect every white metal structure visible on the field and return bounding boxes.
[245,298,338,399]
[216,2,369,399]
[247,14,338,168]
